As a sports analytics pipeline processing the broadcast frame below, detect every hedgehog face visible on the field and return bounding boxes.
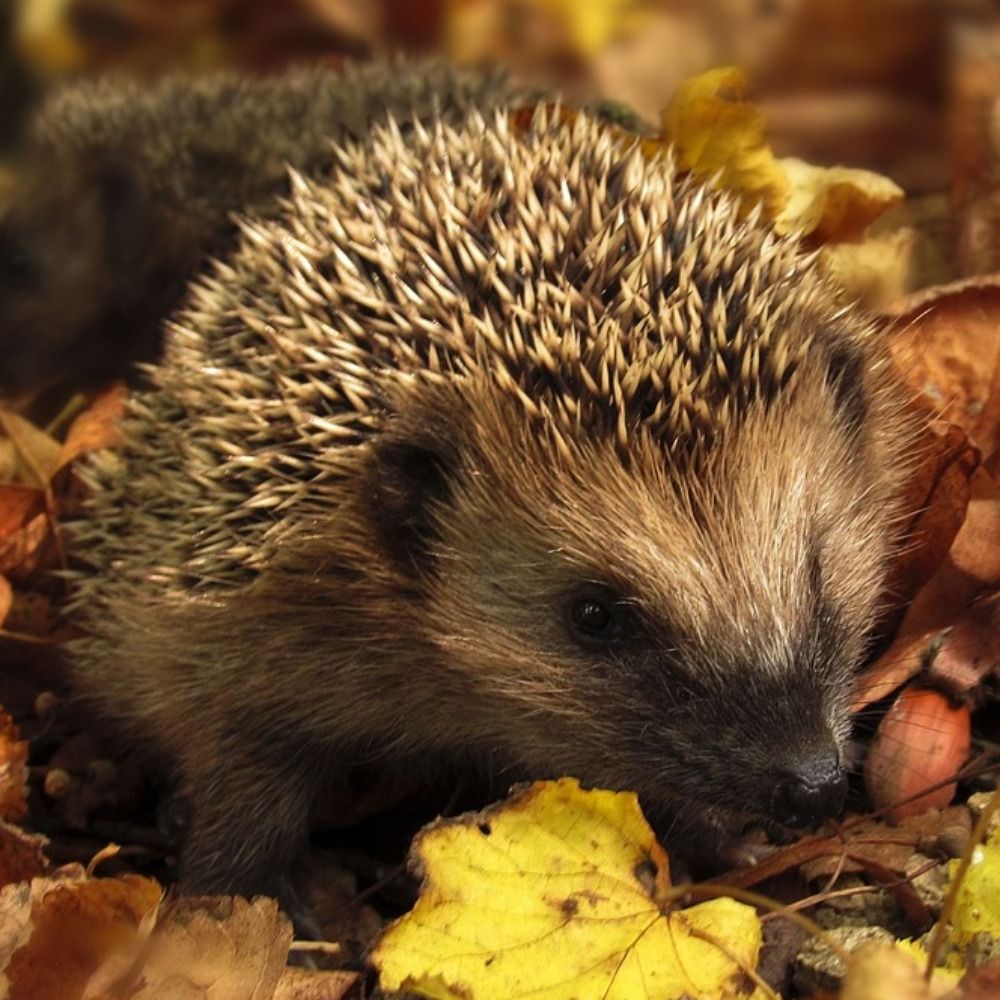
[370,369,904,833]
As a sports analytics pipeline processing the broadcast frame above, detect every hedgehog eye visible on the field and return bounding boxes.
[566,587,631,645]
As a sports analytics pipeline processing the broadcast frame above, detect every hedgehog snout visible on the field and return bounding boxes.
[767,748,847,827]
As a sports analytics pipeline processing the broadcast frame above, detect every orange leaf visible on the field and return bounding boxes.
[856,465,1000,710]
[57,382,127,472]
[882,418,979,614]
[0,485,45,541]
[0,411,61,489]
[0,710,28,823]
[0,575,10,629]
[0,512,53,580]
[0,822,48,890]
[2,870,163,1000]
[886,277,1000,460]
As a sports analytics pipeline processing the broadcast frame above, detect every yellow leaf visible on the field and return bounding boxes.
[948,824,1000,952]
[658,68,903,245]
[373,779,764,1000]
[536,0,648,56]
[0,411,62,489]
[775,158,904,241]
[14,0,87,73]
[660,66,788,220]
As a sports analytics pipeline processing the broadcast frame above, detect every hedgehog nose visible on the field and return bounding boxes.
[770,752,847,828]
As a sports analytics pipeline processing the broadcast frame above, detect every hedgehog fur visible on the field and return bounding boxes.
[68,104,915,918]
[0,59,522,395]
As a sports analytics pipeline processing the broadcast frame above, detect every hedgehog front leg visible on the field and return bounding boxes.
[177,733,323,939]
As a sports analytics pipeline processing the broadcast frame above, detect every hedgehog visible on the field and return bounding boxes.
[0,60,521,397]
[66,103,915,929]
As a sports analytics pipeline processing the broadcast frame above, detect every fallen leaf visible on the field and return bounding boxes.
[535,0,648,57]
[0,411,62,490]
[0,868,163,1000]
[120,895,292,1000]
[956,959,1000,999]
[0,511,53,581]
[886,278,1000,459]
[660,66,903,244]
[947,825,1000,959]
[273,965,360,1000]
[0,486,45,542]
[373,778,764,1000]
[57,383,128,472]
[0,577,10,630]
[926,597,1000,700]
[775,157,904,242]
[2,590,62,639]
[723,808,971,890]
[0,822,48,889]
[0,710,28,823]
[948,465,1000,586]
[819,226,922,309]
[880,418,979,617]
[660,65,789,219]
[854,465,1000,711]
[840,942,955,1000]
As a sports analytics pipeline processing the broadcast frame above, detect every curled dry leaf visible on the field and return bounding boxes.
[775,156,903,243]
[864,685,971,822]
[660,65,789,219]
[660,65,903,244]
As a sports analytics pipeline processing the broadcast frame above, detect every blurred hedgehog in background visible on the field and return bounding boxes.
[0,60,522,396]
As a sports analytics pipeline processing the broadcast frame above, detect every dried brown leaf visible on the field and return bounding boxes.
[0,822,48,890]
[129,895,292,1000]
[0,412,61,490]
[883,418,979,615]
[0,486,44,542]
[273,965,360,1000]
[0,576,10,630]
[0,511,53,581]
[926,597,1000,701]
[57,383,128,472]
[841,942,952,1000]
[886,278,1000,459]
[0,711,28,823]
[855,465,1000,710]
[0,868,163,1000]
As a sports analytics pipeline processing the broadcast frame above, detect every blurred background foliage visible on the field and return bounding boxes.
[0,0,991,192]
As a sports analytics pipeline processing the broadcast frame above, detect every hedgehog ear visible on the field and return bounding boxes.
[825,341,868,434]
[368,426,457,576]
